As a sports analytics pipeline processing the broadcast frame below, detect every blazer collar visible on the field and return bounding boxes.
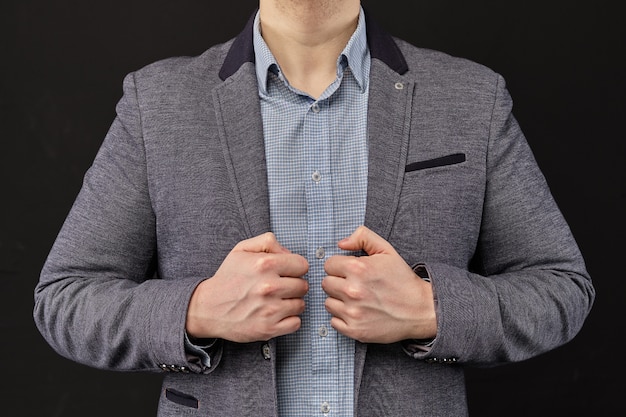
[218,8,408,81]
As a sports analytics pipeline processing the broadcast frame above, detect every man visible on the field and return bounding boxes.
[34,0,595,416]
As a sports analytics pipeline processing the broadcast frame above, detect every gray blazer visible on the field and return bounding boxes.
[34,12,595,417]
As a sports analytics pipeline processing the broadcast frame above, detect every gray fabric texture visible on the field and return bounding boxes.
[34,21,594,417]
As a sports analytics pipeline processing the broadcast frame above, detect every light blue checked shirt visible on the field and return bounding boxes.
[254,9,370,417]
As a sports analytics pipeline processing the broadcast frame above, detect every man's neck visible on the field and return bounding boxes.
[259,0,361,98]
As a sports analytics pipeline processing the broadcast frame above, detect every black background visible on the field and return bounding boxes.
[1,1,624,416]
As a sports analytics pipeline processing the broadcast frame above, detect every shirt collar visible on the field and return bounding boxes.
[253,7,369,95]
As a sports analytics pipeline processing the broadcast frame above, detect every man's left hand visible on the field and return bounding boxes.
[322,226,437,344]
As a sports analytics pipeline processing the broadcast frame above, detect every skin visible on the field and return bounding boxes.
[186,232,309,342]
[185,0,438,344]
[258,0,361,98]
[322,226,437,343]
[186,226,437,343]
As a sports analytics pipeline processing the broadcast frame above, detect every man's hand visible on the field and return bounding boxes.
[186,232,309,343]
[322,226,437,344]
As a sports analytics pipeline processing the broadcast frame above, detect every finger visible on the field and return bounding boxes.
[235,232,291,254]
[337,225,395,256]
[323,254,365,279]
[329,315,349,337]
[274,253,310,277]
[250,252,309,278]
[321,274,346,299]
[323,254,353,277]
[281,297,306,317]
[271,276,309,299]
[273,315,303,337]
[264,301,306,338]
[324,294,344,317]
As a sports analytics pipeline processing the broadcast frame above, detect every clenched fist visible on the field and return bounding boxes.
[186,232,309,343]
[322,226,437,344]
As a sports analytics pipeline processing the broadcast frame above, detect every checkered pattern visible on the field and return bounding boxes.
[254,9,370,417]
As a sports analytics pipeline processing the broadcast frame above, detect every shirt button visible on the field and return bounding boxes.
[311,170,322,182]
[321,401,331,413]
[318,325,328,337]
[311,103,321,113]
[315,247,325,259]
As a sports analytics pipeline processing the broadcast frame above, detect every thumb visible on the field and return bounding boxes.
[337,226,395,256]
[234,232,291,254]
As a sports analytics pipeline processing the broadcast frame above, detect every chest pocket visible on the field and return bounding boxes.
[405,153,466,172]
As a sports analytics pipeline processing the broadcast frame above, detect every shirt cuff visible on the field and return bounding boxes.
[404,263,436,355]
[401,337,436,357]
[184,332,217,369]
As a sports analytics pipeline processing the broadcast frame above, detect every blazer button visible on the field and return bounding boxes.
[261,344,271,360]
[425,357,459,364]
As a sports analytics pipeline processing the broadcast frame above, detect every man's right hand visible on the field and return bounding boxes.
[185,232,309,343]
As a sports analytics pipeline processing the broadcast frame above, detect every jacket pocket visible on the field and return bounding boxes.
[165,388,199,409]
[405,153,466,172]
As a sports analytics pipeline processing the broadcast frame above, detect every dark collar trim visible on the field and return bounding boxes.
[364,11,409,75]
[218,8,408,81]
[218,11,257,81]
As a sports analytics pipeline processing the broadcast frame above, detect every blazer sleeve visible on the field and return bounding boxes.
[416,75,595,365]
[33,72,217,375]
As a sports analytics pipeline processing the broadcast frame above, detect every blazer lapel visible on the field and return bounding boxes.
[355,59,415,413]
[212,64,271,238]
[213,13,416,412]
[212,9,415,242]
[364,60,415,240]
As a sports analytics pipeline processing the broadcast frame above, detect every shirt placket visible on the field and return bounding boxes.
[304,97,339,416]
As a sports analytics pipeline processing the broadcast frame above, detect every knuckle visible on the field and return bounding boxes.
[264,302,281,316]
[256,279,279,296]
[346,258,367,275]
[346,305,363,321]
[254,255,277,273]
[262,232,277,249]
[345,283,364,301]
[354,225,368,238]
